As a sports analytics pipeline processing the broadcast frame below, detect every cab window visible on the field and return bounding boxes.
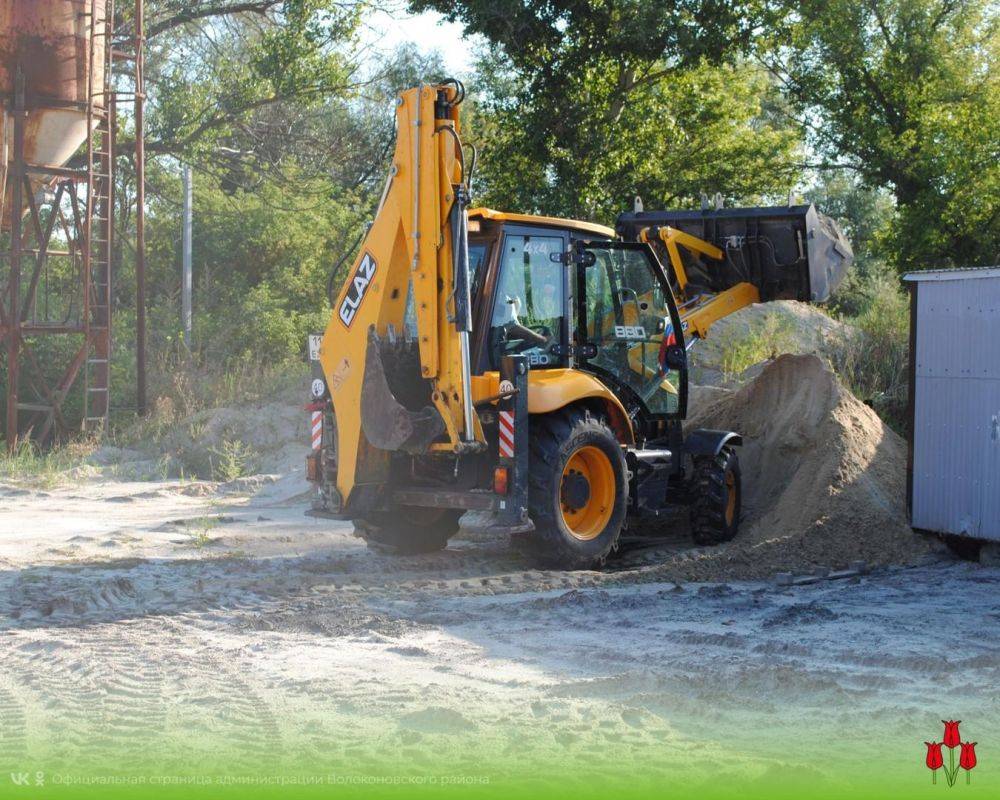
[583,245,681,416]
[488,231,566,368]
[469,241,490,297]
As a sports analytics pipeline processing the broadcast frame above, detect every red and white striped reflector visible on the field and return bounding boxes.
[498,410,515,458]
[311,410,322,451]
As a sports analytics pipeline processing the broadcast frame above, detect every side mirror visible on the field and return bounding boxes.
[663,344,687,371]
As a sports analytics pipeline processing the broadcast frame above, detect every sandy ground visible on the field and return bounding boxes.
[0,313,992,789]
[2,477,999,790]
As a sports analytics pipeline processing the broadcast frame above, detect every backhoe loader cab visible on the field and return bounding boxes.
[307,82,849,568]
[466,212,689,418]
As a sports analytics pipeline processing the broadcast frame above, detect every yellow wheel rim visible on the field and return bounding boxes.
[560,445,615,541]
[724,469,737,526]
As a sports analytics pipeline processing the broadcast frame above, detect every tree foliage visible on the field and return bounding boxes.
[767,0,1000,269]
[411,1,762,77]
[468,55,802,219]
[145,165,366,364]
[415,1,799,219]
[130,1,364,185]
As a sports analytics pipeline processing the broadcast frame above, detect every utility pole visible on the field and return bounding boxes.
[135,0,147,414]
[182,164,193,346]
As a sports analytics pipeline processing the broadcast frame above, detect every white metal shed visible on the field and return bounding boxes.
[904,267,1000,541]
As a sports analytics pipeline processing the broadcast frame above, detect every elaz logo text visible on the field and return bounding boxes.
[339,253,377,328]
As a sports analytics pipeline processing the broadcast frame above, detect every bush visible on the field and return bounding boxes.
[209,438,259,482]
[830,267,910,433]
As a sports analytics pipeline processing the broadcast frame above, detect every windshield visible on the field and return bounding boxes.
[580,245,683,416]
[469,242,489,296]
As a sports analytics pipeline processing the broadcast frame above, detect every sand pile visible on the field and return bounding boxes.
[688,299,856,387]
[143,397,312,503]
[86,374,314,501]
[676,353,933,580]
[157,399,308,477]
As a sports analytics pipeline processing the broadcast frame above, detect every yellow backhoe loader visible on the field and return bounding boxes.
[305,81,852,568]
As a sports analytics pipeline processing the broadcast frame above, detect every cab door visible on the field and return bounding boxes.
[574,240,689,419]
[479,225,570,371]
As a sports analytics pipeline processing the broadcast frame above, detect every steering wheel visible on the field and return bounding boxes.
[505,322,550,352]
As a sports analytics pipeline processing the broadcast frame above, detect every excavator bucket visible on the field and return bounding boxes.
[616,204,853,304]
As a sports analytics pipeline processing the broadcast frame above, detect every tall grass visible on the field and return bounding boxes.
[720,312,799,380]
[150,350,306,417]
[0,356,305,487]
[830,267,910,433]
[115,353,308,448]
[0,437,98,487]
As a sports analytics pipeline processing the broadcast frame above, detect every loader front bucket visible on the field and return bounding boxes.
[616,203,853,303]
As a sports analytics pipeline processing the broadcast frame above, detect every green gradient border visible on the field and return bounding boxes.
[1,748,991,800]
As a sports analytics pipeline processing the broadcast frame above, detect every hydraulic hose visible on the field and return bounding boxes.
[327,225,368,308]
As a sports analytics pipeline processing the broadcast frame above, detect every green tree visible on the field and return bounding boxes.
[803,172,895,273]
[468,55,802,219]
[410,1,762,78]
[766,0,1000,270]
[412,1,798,219]
[136,1,363,183]
[144,164,366,365]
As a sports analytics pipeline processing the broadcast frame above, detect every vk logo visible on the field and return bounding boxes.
[9,772,43,787]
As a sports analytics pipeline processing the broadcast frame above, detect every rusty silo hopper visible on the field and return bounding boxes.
[0,0,146,447]
[0,0,106,224]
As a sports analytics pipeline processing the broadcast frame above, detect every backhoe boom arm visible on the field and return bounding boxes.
[317,83,482,512]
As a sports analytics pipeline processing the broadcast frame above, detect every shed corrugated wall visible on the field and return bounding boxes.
[910,273,1000,539]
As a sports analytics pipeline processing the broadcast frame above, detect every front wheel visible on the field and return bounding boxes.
[529,408,628,569]
[689,447,741,545]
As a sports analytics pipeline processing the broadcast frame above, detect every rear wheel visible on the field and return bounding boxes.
[354,506,462,554]
[689,447,741,545]
[529,408,628,569]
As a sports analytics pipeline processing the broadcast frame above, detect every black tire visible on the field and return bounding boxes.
[941,534,981,561]
[354,507,462,554]
[528,408,628,569]
[689,447,741,545]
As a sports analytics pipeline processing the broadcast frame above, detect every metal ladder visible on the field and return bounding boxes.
[82,0,114,434]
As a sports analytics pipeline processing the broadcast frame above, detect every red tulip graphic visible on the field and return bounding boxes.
[960,742,977,784]
[924,722,979,787]
[943,720,962,748]
[926,741,944,783]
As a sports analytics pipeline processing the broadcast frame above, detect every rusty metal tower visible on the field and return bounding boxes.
[0,0,146,447]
